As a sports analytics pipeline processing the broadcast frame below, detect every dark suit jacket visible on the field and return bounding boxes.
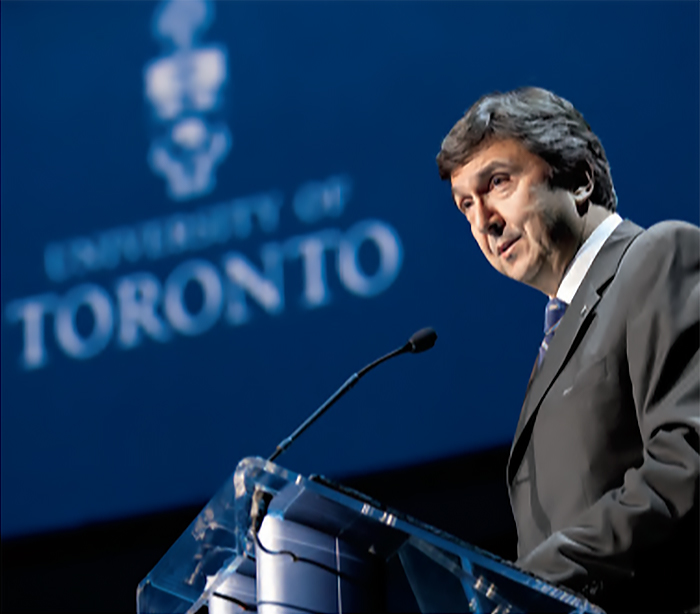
[508,220,700,613]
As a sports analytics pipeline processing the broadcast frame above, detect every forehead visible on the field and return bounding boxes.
[450,138,543,187]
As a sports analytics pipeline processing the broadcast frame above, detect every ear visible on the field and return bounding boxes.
[573,163,594,214]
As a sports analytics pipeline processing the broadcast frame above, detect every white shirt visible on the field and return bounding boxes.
[556,213,623,304]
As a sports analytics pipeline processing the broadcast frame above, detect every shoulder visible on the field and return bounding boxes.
[612,220,700,321]
[619,220,699,279]
[627,220,699,256]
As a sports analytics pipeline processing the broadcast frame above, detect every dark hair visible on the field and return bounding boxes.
[436,87,617,211]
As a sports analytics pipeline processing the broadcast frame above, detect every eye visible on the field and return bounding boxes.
[489,174,510,190]
[458,198,472,214]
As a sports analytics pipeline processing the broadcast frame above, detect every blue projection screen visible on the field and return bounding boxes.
[1,1,698,538]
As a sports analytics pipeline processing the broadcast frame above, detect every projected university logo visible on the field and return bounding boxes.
[6,178,403,369]
[145,0,231,201]
[3,3,405,371]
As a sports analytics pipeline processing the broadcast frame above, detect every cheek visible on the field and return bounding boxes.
[522,215,550,251]
[471,226,501,265]
[470,225,487,251]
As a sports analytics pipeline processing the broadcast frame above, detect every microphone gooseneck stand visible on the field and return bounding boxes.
[267,327,437,463]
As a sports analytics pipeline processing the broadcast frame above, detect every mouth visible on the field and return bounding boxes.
[497,237,520,257]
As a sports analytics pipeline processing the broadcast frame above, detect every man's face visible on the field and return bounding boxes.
[450,138,582,295]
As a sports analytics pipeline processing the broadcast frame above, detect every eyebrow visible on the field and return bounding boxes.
[451,160,517,199]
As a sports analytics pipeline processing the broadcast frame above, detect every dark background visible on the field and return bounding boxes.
[2,1,698,611]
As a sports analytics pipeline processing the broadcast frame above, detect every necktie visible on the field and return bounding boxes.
[538,297,567,366]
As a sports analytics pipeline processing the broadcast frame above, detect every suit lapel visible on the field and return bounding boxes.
[507,220,644,485]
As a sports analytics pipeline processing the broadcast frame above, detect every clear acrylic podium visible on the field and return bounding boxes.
[137,457,605,613]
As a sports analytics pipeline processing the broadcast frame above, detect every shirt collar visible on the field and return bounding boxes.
[556,213,623,304]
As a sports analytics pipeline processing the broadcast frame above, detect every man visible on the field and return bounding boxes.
[436,87,699,612]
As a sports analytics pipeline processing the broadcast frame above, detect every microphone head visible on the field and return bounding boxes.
[408,327,437,353]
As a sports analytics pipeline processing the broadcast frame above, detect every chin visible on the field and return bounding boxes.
[506,262,539,287]
[501,269,527,285]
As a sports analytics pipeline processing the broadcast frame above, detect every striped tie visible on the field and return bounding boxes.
[538,297,568,366]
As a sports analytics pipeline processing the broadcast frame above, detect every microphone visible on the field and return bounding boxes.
[406,327,438,354]
[267,327,437,462]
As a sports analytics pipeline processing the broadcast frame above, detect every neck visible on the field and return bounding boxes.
[541,204,613,297]
[579,204,613,246]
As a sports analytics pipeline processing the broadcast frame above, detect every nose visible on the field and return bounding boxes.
[473,198,503,236]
